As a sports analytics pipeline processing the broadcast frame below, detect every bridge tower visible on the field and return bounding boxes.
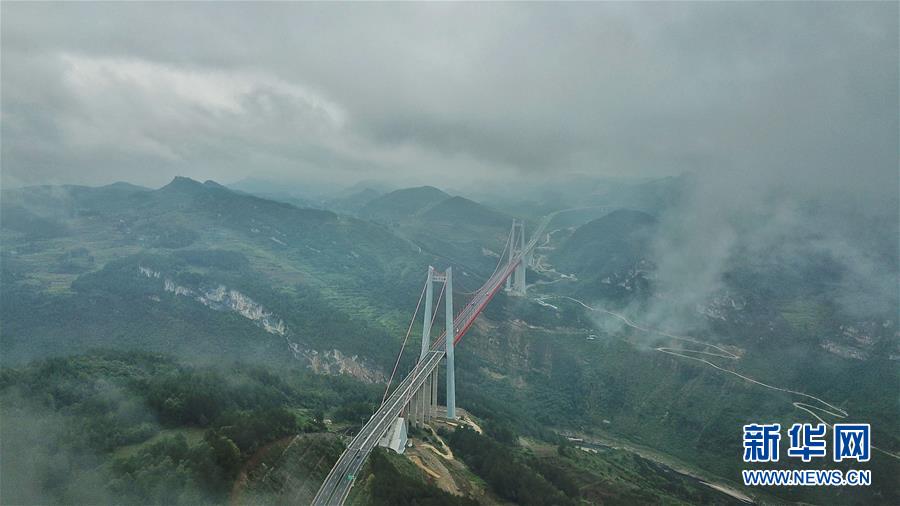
[417,266,456,420]
[505,219,527,296]
[419,266,435,361]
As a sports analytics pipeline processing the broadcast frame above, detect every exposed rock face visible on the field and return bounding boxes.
[200,285,287,336]
[163,279,192,297]
[306,349,385,384]
[139,266,287,336]
[697,292,747,321]
[138,266,387,380]
[821,341,867,360]
[821,320,898,361]
[139,266,161,278]
[599,259,654,292]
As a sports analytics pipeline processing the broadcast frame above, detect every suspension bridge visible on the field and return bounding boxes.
[312,216,549,505]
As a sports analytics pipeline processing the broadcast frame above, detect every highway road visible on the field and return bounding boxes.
[312,215,551,505]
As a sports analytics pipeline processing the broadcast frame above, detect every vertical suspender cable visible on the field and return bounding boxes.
[381,278,428,406]
[400,279,446,409]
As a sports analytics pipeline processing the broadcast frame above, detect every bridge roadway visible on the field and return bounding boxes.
[312,216,550,505]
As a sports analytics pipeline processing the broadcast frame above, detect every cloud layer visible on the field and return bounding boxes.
[2,2,896,194]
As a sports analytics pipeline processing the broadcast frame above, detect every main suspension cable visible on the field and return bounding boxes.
[459,228,513,295]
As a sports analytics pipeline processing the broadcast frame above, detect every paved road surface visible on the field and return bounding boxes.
[312,215,551,505]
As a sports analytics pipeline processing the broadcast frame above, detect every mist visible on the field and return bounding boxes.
[641,167,898,336]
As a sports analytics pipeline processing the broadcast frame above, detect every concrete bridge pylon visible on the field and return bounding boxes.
[417,266,456,421]
[506,219,527,296]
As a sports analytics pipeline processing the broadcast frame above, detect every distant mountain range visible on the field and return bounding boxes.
[2,175,898,506]
[0,177,427,372]
[552,209,657,300]
[360,186,451,221]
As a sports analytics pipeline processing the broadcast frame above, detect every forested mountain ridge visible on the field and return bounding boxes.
[545,202,898,361]
[0,351,377,505]
[0,177,442,372]
[360,185,451,222]
[2,176,897,506]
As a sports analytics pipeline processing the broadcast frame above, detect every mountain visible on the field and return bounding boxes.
[0,177,429,372]
[227,177,347,209]
[228,177,341,201]
[601,175,688,216]
[419,196,510,229]
[4,177,898,506]
[551,209,656,299]
[329,179,395,198]
[1,181,149,216]
[323,187,382,214]
[456,175,687,222]
[554,209,656,273]
[359,186,450,222]
[355,186,517,279]
[548,203,898,360]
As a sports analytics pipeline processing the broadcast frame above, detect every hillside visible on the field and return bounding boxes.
[602,175,688,215]
[455,293,900,505]
[352,185,516,279]
[360,186,450,222]
[550,209,656,300]
[0,351,381,505]
[419,196,511,229]
[0,177,431,372]
[554,209,656,274]
[324,187,383,214]
[4,178,897,506]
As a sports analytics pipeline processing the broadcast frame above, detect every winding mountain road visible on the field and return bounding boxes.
[545,294,900,461]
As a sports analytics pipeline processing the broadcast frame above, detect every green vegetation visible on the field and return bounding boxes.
[0,351,380,505]
[3,179,897,505]
[240,434,346,504]
[349,449,476,506]
[444,423,745,505]
[448,428,574,505]
[549,441,745,505]
[454,306,900,505]
[779,298,829,336]
[551,209,656,300]
[357,185,513,277]
[360,186,451,223]
[1,177,432,369]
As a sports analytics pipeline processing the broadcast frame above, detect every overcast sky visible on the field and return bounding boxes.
[1,2,897,193]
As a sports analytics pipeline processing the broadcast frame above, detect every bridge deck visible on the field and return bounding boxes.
[312,216,549,505]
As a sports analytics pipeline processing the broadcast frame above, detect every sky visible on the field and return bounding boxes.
[1,2,897,194]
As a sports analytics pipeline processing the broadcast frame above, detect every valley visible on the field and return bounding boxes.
[2,176,897,505]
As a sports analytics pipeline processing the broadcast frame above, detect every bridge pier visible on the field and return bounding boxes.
[418,378,426,427]
[414,384,420,429]
[431,368,438,420]
[422,374,429,425]
[406,393,416,429]
[403,366,441,432]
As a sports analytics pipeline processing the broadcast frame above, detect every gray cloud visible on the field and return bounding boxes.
[2,2,896,196]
